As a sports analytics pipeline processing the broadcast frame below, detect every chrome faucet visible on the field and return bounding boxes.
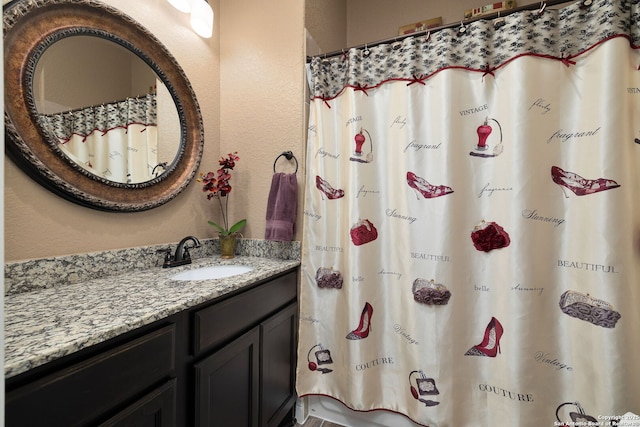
[158,235,201,268]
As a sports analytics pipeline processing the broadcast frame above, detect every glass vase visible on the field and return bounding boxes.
[219,233,237,259]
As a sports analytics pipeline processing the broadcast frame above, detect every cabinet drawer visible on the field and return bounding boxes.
[99,379,176,427]
[6,324,175,427]
[193,271,297,355]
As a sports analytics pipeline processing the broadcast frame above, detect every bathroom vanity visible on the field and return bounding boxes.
[4,255,299,427]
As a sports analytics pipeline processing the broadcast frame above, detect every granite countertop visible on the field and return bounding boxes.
[4,256,300,378]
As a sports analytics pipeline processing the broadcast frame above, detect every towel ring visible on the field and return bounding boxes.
[273,151,298,173]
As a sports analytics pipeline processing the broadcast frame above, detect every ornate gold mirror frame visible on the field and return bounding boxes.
[4,0,204,211]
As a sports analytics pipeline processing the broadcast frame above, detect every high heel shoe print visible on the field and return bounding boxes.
[316,175,344,200]
[551,166,620,198]
[407,172,454,199]
[346,302,373,340]
[464,317,503,357]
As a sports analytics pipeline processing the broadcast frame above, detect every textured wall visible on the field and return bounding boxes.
[305,0,347,53]
[345,0,546,47]
[218,0,305,244]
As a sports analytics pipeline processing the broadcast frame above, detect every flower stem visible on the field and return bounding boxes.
[223,195,229,231]
[216,195,228,232]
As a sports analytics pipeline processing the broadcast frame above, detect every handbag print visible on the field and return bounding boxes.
[315,267,344,289]
[559,290,621,328]
[350,219,378,246]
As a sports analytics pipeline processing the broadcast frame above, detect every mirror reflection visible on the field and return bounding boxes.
[33,36,180,184]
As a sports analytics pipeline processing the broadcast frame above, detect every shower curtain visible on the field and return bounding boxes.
[38,93,158,183]
[297,1,640,426]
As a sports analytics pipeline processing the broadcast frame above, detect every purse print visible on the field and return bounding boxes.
[315,267,343,289]
[350,219,378,246]
[559,290,621,328]
[471,220,510,252]
[412,278,451,305]
[555,402,598,426]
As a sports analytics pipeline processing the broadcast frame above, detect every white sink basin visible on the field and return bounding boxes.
[170,265,253,281]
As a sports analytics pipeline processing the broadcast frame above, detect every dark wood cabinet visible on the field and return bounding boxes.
[99,379,177,427]
[194,302,298,427]
[195,326,261,427]
[4,269,298,427]
[5,324,176,427]
[260,303,298,427]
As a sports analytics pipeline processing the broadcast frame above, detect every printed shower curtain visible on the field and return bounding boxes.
[297,1,640,426]
[38,93,158,183]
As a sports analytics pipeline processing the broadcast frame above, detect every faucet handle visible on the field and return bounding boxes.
[156,248,173,268]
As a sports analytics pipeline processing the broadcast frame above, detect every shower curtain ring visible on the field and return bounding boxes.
[494,12,505,29]
[537,1,547,15]
[458,21,467,35]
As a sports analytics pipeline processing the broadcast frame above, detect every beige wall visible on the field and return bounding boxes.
[304,0,544,51]
[4,0,305,261]
[346,0,544,46]
[34,37,152,113]
[219,0,305,243]
[305,0,347,53]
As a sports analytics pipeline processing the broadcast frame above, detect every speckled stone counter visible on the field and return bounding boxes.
[5,253,300,378]
[5,238,300,295]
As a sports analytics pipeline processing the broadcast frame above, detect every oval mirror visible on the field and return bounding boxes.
[34,36,181,185]
[4,0,204,211]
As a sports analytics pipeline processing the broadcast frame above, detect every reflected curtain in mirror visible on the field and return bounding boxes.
[39,93,160,183]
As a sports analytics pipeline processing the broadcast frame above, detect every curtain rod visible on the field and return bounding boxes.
[307,0,576,63]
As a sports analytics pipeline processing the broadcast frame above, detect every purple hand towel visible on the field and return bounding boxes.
[265,172,298,241]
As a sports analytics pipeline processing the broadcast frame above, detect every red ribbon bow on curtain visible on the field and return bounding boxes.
[407,75,427,86]
[561,56,577,67]
[354,83,371,95]
[482,64,496,80]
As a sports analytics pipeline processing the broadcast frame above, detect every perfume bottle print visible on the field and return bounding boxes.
[469,117,504,158]
[349,128,374,163]
[307,344,334,374]
[555,402,598,426]
[464,317,503,357]
[408,370,440,407]
[551,166,620,197]
[470,220,510,252]
[346,302,373,340]
[315,175,344,200]
[406,172,454,199]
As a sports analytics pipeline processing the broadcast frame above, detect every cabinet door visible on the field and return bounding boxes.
[260,302,298,427]
[194,326,260,427]
[99,379,176,427]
